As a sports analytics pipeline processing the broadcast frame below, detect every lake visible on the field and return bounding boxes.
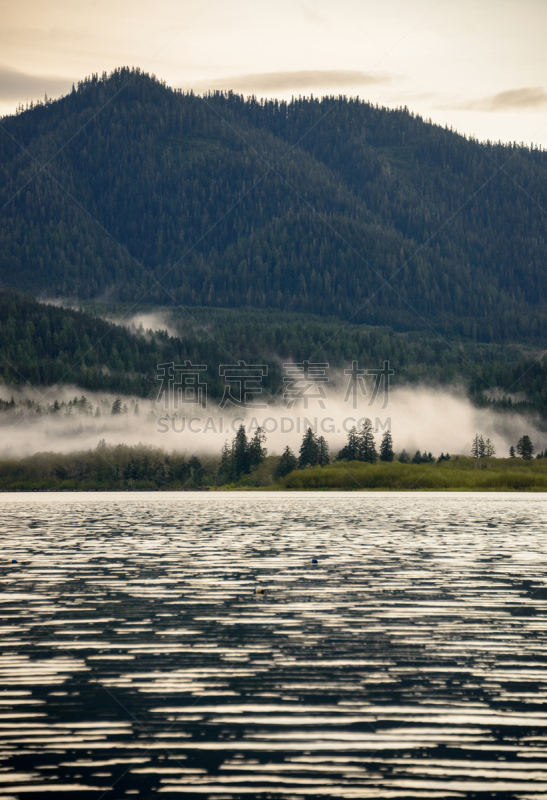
[1,491,547,798]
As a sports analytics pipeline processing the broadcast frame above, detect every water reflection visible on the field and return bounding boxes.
[1,491,547,797]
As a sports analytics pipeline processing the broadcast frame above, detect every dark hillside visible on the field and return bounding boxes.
[1,68,547,342]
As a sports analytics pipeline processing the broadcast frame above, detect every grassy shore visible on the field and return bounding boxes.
[1,448,547,491]
[272,457,547,491]
[218,456,547,491]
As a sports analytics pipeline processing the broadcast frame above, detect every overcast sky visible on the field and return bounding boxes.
[1,0,546,145]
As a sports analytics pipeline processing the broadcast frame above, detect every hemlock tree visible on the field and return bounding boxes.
[517,435,534,460]
[379,430,394,462]
[299,428,320,468]
[358,418,377,463]
[275,446,298,478]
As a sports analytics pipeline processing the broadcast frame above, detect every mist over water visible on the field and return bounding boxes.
[0,384,543,459]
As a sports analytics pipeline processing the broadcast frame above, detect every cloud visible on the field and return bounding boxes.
[184,70,390,95]
[0,64,73,103]
[460,86,547,112]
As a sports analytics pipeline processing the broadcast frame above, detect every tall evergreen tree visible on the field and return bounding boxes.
[233,424,251,478]
[248,427,267,471]
[337,426,359,461]
[111,397,122,415]
[516,435,534,460]
[317,436,330,466]
[275,446,298,478]
[299,428,320,468]
[379,430,394,462]
[358,418,377,463]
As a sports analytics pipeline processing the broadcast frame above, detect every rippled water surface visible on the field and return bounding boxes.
[1,491,547,799]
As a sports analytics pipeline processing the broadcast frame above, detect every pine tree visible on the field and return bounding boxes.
[484,438,495,457]
[111,397,122,414]
[398,448,410,463]
[379,430,394,462]
[412,450,422,464]
[275,446,298,478]
[299,428,319,468]
[509,445,515,457]
[358,418,377,463]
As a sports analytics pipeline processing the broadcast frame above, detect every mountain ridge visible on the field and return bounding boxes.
[1,67,547,344]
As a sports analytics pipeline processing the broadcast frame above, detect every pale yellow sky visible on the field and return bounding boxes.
[1,0,546,145]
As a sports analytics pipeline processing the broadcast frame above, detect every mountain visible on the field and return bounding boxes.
[1,67,547,344]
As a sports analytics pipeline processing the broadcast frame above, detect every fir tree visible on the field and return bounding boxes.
[111,397,122,414]
[398,448,410,463]
[509,445,515,458]
[412,449,422,464]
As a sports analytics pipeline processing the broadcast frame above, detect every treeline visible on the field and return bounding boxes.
[2,68,547,343]
[0,441,207,491]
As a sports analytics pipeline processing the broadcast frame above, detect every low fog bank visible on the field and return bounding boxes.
[0,384,544,461]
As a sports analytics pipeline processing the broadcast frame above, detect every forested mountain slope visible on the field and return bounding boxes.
[2,292,547,416]
[1,68,547,343]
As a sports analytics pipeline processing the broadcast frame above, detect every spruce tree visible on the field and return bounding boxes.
[111,397,122,414]
[509,445,515,458]
[398,448,410,463]
[379,430,394,462]
[412,449,422,464]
